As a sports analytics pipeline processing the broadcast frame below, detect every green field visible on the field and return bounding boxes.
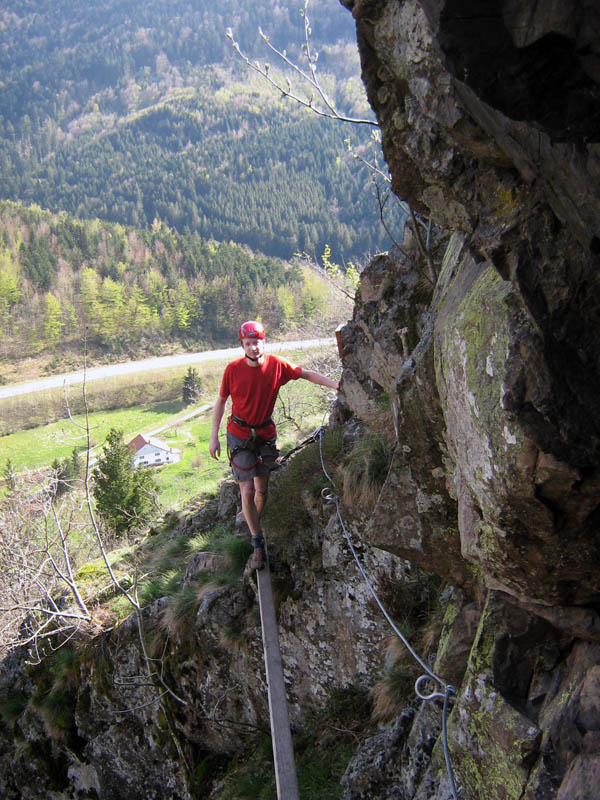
[0,361,225,436]
[1,400,192,472]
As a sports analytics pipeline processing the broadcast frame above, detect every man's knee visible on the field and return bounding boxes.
[239,480,255,501]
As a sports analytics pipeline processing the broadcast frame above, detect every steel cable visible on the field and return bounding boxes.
[317,399,460,800]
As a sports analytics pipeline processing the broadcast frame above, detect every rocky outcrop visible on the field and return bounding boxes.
[337,1,600,798]
[0,482,408,798]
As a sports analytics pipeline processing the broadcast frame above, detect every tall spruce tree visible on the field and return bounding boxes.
[182,366,202,404]
[92,428,157,535]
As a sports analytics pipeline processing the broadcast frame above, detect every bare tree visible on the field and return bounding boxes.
[227,1,377,127]
[0,468,92,662]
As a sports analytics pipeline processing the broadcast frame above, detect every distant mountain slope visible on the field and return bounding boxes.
[0,0,400,263]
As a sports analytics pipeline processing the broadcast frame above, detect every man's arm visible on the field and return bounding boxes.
[300,368,340,391]
[209,395,228,459]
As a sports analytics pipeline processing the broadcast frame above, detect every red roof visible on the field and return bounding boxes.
[127,434,181,455]
[128,434,147,452]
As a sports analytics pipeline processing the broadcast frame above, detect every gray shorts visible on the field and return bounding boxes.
[227,432,279,482]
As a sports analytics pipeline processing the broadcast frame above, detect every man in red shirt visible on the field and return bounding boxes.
[209,320,339,571]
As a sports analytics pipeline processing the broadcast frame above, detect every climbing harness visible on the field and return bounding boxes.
[227,413,278,472]
[229,412,273,437]
[228,434,277,472]
[317,399,461,800]
[228,414,324,472]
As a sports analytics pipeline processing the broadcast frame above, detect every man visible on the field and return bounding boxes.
[209,320,339,571]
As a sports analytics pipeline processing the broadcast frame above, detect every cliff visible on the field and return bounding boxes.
[337,1,600,797]
[2,1,600,798]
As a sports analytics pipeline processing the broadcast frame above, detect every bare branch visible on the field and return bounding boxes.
[226,0,377,127]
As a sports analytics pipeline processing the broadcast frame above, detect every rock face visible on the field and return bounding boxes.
[336,1,600,797]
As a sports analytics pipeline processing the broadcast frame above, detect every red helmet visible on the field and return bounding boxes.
[238,320,265,340]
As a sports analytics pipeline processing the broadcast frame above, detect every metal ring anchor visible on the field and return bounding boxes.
[415,674,447,701]
[321,486,335,503]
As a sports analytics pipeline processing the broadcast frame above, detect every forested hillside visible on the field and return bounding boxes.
[0,201,350,375]
[0,0,398,264]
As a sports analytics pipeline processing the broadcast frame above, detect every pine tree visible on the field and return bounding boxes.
[70,448,82,479]
[3,459,17,493]
[92,428,157,536]
[182,367,202,405]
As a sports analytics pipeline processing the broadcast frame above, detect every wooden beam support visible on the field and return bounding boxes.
[257,542,299,800]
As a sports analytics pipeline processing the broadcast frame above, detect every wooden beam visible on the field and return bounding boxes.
[257,542,300,800]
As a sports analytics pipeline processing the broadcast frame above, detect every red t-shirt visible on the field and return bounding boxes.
[220,354,302,440]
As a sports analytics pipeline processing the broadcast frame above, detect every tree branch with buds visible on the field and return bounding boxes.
[226,0,377,127]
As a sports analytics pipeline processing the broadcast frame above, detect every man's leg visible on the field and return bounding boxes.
[239,479,261,537]
[253,475,269,518]
[239,478,266,571]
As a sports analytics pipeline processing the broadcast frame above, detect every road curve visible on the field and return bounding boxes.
[0,339,335,399]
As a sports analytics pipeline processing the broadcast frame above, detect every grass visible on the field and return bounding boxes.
[0,361,219,436]
[108,521,256,639]
[109,522,252,629]
[1,344,340,642]
[262,427,343,544]
[370,663,416,721]
[0,399,191,472]
[0,343,338,436]
[341,432,394,510]
[217,685,372,800]
[28,646,81,740]
[0,692,27,726]
[370,569,446,721]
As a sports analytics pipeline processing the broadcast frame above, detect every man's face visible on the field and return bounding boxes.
[241,336,265,361]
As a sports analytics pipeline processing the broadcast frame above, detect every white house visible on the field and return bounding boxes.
[128,434,182,468]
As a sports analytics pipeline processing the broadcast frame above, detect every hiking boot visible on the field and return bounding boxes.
[249,546,265,571]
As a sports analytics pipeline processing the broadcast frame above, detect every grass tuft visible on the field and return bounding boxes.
[0,692,27,725]
[340,432,393,510]
[371,663,415,721]
[159,585,201,636]
[218,684,372,799]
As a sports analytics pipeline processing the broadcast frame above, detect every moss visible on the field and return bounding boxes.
[110,593,135,621]
[437,262,517,495]
[445,596,539,800]
[263,428,343,545]
[477,522,504,559]
[75,562,107,580]
[0,691,27,726]
[495,185,521,217]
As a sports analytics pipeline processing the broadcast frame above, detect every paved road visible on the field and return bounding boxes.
[0,338,335,399]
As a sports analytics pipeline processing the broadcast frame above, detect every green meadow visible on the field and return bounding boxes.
[1,400,192,472]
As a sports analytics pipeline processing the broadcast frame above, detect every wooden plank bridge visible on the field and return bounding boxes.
[257,539,300,800]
